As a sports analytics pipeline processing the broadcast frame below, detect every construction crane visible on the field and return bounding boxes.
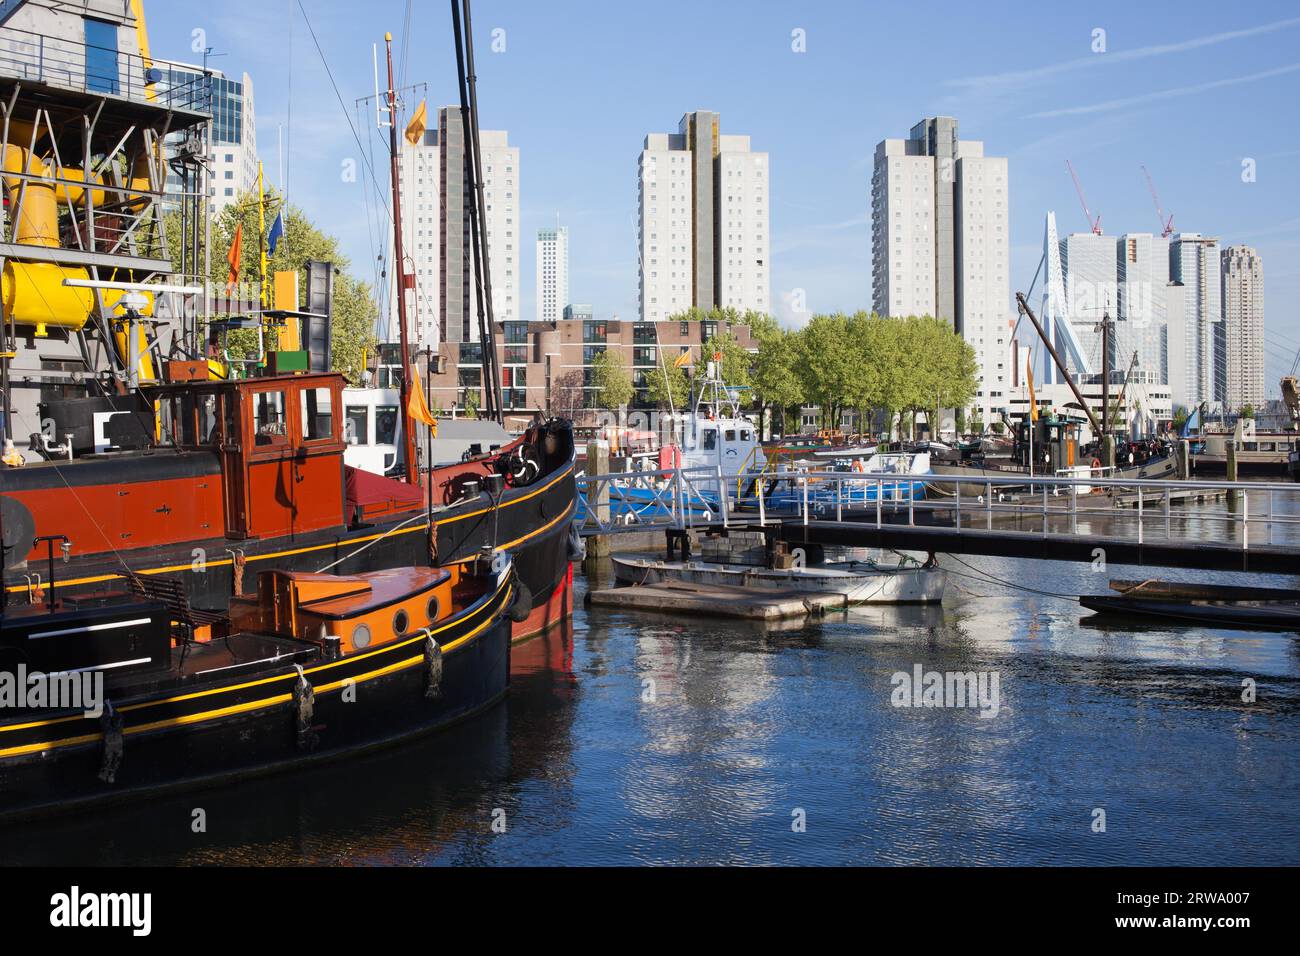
[1066,160,1102,235]
[1141,165,1175,238]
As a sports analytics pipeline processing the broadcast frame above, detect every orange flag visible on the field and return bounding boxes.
[1027,364,1039,422]
[225,222,243,294]
[408,365,438,435]
[404,99,428,146]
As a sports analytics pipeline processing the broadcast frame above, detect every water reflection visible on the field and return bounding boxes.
[3,552,1297,866]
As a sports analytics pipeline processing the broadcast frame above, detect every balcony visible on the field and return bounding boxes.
[0,25,210,114]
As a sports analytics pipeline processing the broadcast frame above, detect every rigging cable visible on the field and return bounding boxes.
[294,0,393,224]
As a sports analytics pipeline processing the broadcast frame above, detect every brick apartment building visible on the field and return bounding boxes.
[380,313,759,425]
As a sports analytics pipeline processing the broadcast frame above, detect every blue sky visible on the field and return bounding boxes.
[146,0,1300,394]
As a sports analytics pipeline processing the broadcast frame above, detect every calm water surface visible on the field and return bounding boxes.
[5,550,1298,866]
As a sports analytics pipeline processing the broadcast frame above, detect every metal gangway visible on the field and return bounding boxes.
[574,465,1300,573]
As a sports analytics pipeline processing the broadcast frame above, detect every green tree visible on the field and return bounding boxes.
[703,332,753,393]
[795,314,855,429]
[751,327,805,435]
[589,348,633,410]
[1241,403,1255,419]
[165,187,377,383]
[644,360,690,410]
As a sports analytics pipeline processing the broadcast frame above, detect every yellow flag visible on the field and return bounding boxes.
[673,349,692,369]
[404,99,428,146]
[408,365,438,435]
[1027,364,1039,422]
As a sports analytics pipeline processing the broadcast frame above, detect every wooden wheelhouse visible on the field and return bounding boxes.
[145,371,348,541]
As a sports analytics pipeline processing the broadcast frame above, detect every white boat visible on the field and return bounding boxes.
[611,554,947,604]
[342,386,513,476]
[666,360,764,494]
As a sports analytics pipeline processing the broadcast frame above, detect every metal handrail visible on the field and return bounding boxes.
[573,464,1300,552]
[0,25,212,113]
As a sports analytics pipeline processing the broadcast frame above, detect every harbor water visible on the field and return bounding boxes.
[4,547,1297,866]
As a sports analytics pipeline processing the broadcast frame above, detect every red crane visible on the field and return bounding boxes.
[1141,164,1175,238]
[1066,160,1102,235]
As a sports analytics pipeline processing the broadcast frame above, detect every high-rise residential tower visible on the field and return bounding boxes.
[872,117,1010,425]
[395,107,519,348]
[638,111,769,321]
[536,226,569,323]
[1220,245,1265,411]
[1169,233,1221,410]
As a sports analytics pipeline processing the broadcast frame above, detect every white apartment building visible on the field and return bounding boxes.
[718,134,769,313]
[394,110,519,348]
[1220,245,1265,410]
[872,117,1009,425]
[871,140,936,316]
[638,111,769,321]
[536,226,569,324]
[396,129,442,347]
[479,129,520,327]
[1169,233,1221,410]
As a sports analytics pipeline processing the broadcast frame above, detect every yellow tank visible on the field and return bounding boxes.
[1,261,94,335]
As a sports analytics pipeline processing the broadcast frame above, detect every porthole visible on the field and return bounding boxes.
[351,622,372,649]
[393,609,410,635]
[426,595,442,623]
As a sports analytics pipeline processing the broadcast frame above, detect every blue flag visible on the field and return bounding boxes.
[268,210,284,254]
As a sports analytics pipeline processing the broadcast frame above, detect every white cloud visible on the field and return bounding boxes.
[950,16,1300,91]
[1028,63,1300,119]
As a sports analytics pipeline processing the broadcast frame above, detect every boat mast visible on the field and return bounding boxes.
[383,32,421,484]
[1015,292,1102,436]
[1100,306,1110,440]
[451,0,503,424]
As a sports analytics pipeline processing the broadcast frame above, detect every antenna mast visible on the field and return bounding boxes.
[382,31,421,485]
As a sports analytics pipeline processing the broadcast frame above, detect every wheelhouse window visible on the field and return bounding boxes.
[702,428,717,451]
[300,387,335,442]
[253,391,288,445]
[375,406,399,446]
[345,406,369,445]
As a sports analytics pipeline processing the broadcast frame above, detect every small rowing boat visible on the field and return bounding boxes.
[612,554,946,604]
[1079,578,1300,631]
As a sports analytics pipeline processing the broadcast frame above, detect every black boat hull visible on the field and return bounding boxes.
[1080,594,1300,631]
[0,572,514,822]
